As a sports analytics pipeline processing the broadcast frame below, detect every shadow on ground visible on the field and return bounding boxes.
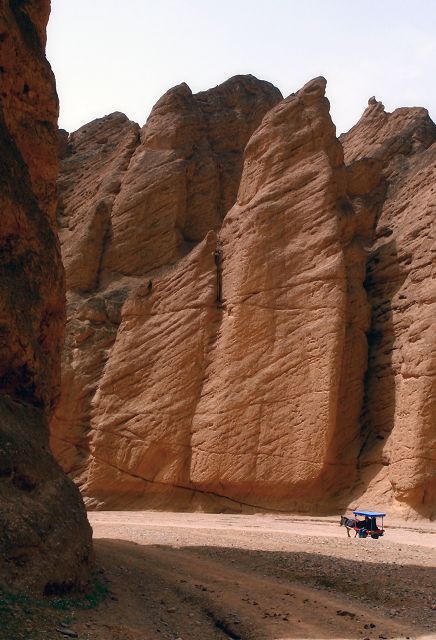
[1,539,434,640]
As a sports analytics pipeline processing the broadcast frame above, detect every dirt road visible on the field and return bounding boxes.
[71,512,435,640]
[3,512,434,640]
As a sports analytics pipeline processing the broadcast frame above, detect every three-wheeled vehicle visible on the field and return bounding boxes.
[353,510,385,539]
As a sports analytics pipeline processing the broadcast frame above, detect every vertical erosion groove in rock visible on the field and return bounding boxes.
[0,0,93,592]
[341,98,436,517]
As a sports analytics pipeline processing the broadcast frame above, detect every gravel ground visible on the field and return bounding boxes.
[1,512,435,640]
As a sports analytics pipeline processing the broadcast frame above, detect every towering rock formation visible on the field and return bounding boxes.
[51,74,435,518]
[341,99,436,518]
[187,77,370,508]
[0,0,92,592]
[50,75,283,493]
[51,76,371,512]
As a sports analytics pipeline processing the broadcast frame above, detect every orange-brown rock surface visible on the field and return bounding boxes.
[102,76,282,278]
[0,0,92,592]
[340,99,436,518]
[51,75,435,518]
[50,75,283,489]
[187,77,370,508]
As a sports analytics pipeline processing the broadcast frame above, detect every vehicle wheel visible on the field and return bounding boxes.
[371,534,379,539]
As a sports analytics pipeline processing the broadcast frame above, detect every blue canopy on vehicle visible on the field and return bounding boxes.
[353,511,386,517]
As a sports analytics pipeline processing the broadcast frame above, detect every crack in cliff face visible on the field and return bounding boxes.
[214,242,223,304]
[85,453,306,515]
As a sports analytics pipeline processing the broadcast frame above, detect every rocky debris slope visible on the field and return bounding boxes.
[340,98,436,518]
[0,0,92,592]
[51,75,435,518]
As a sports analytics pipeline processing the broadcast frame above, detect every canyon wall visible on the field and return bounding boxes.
[51,75,435,518]
[340,99,436,517]
[0,0,92,592]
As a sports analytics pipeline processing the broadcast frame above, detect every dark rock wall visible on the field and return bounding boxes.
[0,0,93,592]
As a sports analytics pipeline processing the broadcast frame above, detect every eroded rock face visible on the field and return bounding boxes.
[188,77,370,508]
[58,113,140,292]
[101,75,282,279]
[52,76,372,512]
[340,99,436,518]
[0,0,92,592]
[50,75,283,487]
[83,232,221,508]
[51,75,435,518]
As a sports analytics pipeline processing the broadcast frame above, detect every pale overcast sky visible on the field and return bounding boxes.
[47,0,436,135]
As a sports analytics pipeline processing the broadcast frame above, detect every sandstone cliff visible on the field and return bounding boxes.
[51,76,435,518]
[50,75,283,494]
[0,0,92,592]
[340,98,436,518]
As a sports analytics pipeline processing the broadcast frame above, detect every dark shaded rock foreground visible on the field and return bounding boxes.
[0,0,92,592]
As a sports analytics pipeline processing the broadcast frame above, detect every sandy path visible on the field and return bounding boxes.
[89,512,436,548]
[56,511,436,640]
